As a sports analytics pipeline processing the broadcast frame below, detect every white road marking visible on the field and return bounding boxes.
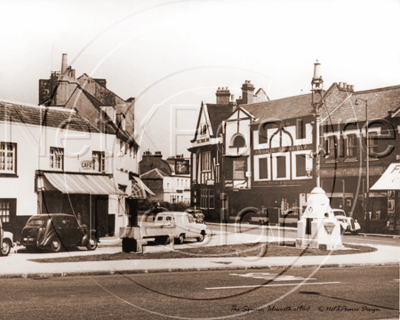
[205,282,341,290]
[230,273,316,281]
[345,238,399,244]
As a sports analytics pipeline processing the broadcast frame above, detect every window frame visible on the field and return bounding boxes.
[346,133,358,159]
[367,131,379,158]
[49,147,64,171]
[291,150,312,179]
[233,158,246,180]
[0,142,17,176]
[92,151,105,172]
[200,151,212,184]
[272,153,290,180]
[254,154,271,181]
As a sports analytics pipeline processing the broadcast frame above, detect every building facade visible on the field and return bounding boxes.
[139,152,190,204]
[189,79,400,234]
[189,82,270,221]
[0,53,153,240]
[319,82,400,234]
[0,102,127,239]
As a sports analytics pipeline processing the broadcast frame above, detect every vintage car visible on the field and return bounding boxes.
[19,214,98,252]
[333,209,361,235]
[140,211,207,244]
[0,219,13,256]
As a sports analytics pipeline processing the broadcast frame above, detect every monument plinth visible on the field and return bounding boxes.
[296,187,342,250]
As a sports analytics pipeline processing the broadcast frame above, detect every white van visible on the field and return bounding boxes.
[141,211,207,244]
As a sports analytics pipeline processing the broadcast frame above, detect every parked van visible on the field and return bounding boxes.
[140,211,207,244]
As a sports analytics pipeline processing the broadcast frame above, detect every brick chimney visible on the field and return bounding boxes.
[241,80,255,104]
[215,87,231,105]
[61,53,68,74]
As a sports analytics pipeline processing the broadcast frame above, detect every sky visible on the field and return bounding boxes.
[1,0,400,159]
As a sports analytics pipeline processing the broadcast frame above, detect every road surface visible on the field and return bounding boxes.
[1,265,397,319]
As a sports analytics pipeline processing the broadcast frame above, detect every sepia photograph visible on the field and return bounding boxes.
[0,0,399,319]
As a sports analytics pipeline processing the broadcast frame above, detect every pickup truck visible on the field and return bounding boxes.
[140,211,207,244]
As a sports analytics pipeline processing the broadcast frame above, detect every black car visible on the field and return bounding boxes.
[19,214,98,252]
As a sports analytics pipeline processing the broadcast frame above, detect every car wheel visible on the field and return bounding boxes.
[50,237,63,253]
[351,230,359,235]
[0,239,11,256]
[86,238,97,251]
[175,234,184,244]
[197,232,205,242]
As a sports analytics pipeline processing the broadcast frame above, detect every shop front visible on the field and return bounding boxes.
[36,171,125,237]
[370,163,400,235]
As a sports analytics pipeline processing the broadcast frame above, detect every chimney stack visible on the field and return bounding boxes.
[241,80,255,104]
[215,87,231,105]
[61,53,68,74]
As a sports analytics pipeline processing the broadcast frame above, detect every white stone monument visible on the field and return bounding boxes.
[296,187,342,250]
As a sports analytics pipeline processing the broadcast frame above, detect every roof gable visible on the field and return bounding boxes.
[140,168,169,179]
[191,102,233,143]
[77,73,126,106]
[207,104,234,136]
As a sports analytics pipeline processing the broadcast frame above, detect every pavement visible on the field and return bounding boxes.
[1,227,399,279]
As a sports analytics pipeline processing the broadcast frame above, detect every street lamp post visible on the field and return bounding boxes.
[311,61,324,188]
[355,98,369,232]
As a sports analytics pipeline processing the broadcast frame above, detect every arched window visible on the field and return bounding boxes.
[231,134,246,148]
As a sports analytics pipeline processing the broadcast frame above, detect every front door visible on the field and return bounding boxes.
[94,196,108,237]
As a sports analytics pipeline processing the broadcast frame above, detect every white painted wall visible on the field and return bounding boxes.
[0,109,138,234]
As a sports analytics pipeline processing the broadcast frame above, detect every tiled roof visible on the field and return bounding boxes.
[321,84,400,124]
[206,104,234,136]
[140,168,169,179]
[241,93,315,123]
[0,101,99,132]
[77,73,126,106]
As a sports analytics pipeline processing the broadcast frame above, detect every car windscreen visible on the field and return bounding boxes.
[27,217,47,226]
[333,211,345,216]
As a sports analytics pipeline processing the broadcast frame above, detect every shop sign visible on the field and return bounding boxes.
[81,160,92,169]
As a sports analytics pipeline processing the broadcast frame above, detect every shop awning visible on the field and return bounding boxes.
[370,163,400,191]
[43,172,125,195]
[130,176,155,199]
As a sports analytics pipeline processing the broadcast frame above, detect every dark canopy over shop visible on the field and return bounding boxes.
[42,172,125,195]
